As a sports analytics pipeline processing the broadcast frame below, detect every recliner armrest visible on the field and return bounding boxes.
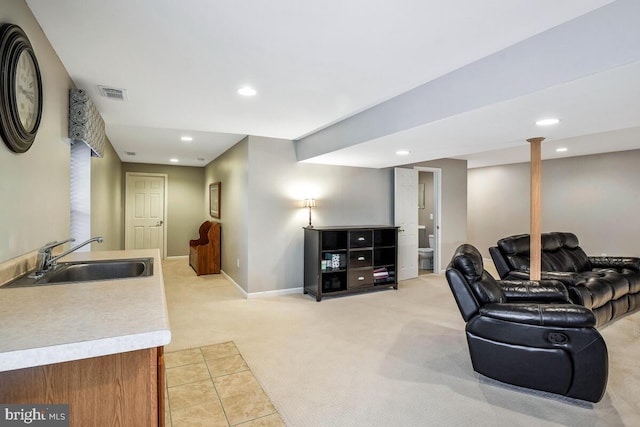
[499,280,569,303]
[588,256,640,272]
[480,303,596,328]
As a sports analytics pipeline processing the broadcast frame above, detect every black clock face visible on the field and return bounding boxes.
[0,24,43,153]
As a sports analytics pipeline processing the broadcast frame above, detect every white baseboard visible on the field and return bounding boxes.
[247,287,304,299]
[166,255,188,260]
[221,270,247,298]
[220,270,302,299]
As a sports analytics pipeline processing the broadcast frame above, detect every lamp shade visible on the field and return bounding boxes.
[303,199,316,208]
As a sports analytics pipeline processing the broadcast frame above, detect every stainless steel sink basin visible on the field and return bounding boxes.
[2,258,154,288]
[44,258,153,283]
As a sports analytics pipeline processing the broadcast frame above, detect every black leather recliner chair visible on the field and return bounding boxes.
[445,244,608,402]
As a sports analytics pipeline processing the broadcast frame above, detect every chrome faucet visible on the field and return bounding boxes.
[30,237,104,279]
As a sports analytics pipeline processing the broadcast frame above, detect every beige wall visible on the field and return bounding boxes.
[0,1,75,262]
[247,136,393,294]
[468,148,640,258]
[122,163,205,257]
[430,159,468,271]
[203,137,249,289]
[203,136,394,294]
[91,138,123,250]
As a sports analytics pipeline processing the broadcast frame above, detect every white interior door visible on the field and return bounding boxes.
[125,173,167,258]
[394,167,419,281]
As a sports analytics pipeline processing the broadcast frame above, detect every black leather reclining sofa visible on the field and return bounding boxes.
[489,232,640,327]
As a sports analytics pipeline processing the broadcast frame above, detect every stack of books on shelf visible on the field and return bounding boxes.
[374,267,394,284]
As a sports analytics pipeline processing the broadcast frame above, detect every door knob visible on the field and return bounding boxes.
[156,220,164,226]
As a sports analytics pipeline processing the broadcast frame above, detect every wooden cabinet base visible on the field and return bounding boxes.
[0,347,163,426]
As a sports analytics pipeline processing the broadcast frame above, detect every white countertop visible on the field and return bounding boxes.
[0,249,171,372]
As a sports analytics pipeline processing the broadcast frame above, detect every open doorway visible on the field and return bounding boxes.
[394,167,442,280]
[416,167,440,275]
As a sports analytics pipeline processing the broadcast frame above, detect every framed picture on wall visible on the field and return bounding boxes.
[210,182,221,218]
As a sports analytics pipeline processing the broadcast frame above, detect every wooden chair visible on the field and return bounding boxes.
[189,221,220,275]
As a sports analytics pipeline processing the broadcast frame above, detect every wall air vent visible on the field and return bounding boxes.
[98,85,127,101]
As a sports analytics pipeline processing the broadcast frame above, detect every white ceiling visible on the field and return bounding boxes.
[26,0,640,168]
[306,60,640,168]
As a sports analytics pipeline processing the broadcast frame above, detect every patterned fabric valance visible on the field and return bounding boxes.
[68,89,105,157]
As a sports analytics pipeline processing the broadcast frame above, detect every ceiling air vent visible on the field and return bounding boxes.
[126,151,136,156]
[98,85,127,101]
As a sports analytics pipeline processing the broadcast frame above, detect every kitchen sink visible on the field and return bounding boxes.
[2,258,154,288]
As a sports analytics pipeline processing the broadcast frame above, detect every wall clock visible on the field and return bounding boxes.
[0,23,43,153]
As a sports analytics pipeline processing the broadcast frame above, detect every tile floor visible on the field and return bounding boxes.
[164,341,285,427]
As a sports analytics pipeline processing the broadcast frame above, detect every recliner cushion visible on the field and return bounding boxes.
[555,232,591,271]
[450,244,505,304]
[451,244,484,283]
[497,235,531,271]
[539,232,590,272]
[470,272,505,305]
[573,272,621,309]
[625,271,640,293]
[557,232,580,249]
[541,233,562,251]
[497,234,530,256]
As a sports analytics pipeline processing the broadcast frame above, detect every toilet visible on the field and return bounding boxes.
[418,234,435,270]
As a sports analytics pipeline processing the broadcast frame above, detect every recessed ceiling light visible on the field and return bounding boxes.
[536,118,560,126]
[396,150,410,156]
[556,147,568,152]
[238,86,257,96]
[181,136,193,142]
[170,158,179,163]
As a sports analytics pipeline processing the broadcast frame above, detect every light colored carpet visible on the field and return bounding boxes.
[163,258,640,426]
